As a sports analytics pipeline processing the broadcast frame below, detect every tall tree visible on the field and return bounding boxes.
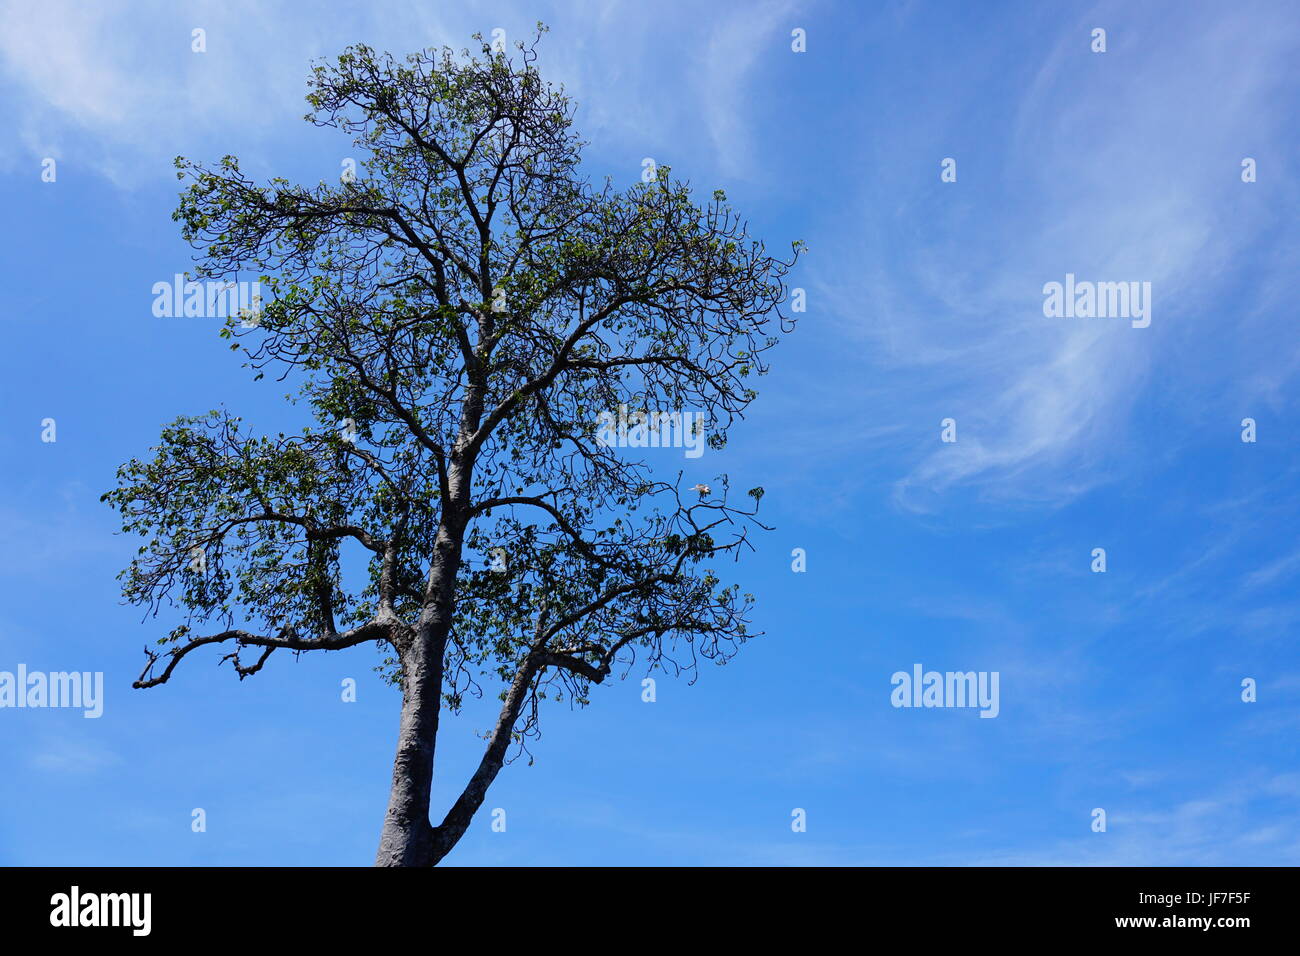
[105,29,799,866]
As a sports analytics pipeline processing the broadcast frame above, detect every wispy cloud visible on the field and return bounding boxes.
[812,0,1300,510]
[698,0,799,179]
[972,775,1300,866]
[30,735,123,774]
[1242,548,1300,590]
[0,0,790,187]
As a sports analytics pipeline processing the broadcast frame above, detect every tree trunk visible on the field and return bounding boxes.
[374,499,466,866]
[373,630,444,866]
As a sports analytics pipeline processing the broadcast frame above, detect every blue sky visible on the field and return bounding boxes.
[1,0,1298,866]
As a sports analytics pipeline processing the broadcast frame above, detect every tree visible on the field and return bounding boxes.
[104,28,800,867]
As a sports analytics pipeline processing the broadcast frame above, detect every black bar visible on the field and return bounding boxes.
[0,866,1285,940]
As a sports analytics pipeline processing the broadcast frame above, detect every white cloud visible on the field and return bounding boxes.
[815,0,1300,510]
[0,0,782,187]
[973,776,1300,865]
[30,736,123,774]
[0,0,312,182]
[699,0,798,179]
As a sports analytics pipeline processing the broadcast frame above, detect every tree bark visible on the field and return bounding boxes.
[374,475,471,867]
[373,628,443,866]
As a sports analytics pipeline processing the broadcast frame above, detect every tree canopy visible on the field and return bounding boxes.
[104,28,801,865]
